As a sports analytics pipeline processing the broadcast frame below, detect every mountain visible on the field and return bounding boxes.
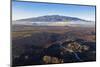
[12,15,95,26]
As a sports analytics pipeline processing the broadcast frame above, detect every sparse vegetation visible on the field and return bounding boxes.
[12,25,96,66]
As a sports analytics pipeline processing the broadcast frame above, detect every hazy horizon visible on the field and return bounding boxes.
[12,1,95,21]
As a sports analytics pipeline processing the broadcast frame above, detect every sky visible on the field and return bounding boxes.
[12,1,96,21]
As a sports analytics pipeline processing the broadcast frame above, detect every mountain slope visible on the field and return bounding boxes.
[12,15,95,26]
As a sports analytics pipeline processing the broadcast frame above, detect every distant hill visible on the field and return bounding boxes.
[12,15,95,26]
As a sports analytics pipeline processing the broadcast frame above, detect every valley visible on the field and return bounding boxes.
[12,25,96,66]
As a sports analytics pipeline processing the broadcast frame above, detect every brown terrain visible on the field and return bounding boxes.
[12,25,96,66]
